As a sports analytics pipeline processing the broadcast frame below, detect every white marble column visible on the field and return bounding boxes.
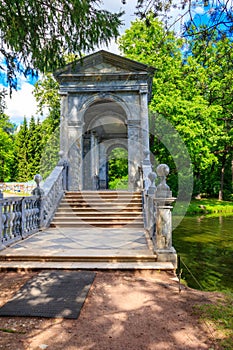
[140,90,150,155]
[67,122,83,190]
[59,93,69,157]
[128,120,142,191]
[99,142,107,189]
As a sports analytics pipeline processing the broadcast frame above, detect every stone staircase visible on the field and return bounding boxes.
[50,191,144,229]
[0,191,176,270]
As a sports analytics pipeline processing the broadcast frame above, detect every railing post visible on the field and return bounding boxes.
[21,197,26,237]
[31,174,45,229]
[141,151,153,230]
[0,200,3,250]
[147,172,157,239]
[154,164,177,267]
[58,150,69,191]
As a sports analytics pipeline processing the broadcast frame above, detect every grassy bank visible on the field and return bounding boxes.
[186,199,233,215]
[195,292,233,350]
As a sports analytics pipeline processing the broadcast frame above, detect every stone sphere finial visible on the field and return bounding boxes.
[156,164,172,198]
[59,150,64,159]
[156,164,170,177]
[34,174,42,187]
[148,172,157,195]
[148,171,157,185]
[32,174,44,196]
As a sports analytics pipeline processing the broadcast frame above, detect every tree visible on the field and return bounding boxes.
[124,0,233,37]
[0,0,123,91]
[27,116,42,178]
[186,32,233,199]
[14,117,30,181]
[34,73,60,133]
[108,148,128,189]
[33,73,61,179]
[119,15,225,198]
[0,113,14,182]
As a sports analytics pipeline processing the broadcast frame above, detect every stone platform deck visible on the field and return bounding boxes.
[0,227,175,270]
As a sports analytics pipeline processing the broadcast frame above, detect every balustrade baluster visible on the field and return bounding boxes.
[21,198,26,238]
[0,164,66,249]
[0,201,3,250]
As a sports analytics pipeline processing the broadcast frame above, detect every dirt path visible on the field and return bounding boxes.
[0,270,223,350]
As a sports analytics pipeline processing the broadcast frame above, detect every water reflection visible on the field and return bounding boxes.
[173,215,233,292]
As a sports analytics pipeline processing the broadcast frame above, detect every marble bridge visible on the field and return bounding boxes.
[0,51,177,270]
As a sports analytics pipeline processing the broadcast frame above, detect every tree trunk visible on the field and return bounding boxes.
[219,159,226,201]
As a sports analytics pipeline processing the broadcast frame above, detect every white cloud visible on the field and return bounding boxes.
[5,83,45,125]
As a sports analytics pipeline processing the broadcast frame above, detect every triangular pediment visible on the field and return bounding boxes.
[54,50,155,78]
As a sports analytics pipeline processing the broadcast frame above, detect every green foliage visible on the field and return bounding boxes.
[108,175,128,190]
[33,73,60,132]
[0,111,15,181]
[108,148,128,190]
[185,199,233,215]
[119,15,233,200]
[0,0,123,90]
[33,73,60,179]
[0,125,14,182]
[39,127,60,179]
[13,113,60,182]
[14,117,30,181]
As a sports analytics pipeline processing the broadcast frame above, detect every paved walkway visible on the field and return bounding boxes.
[1,227,151,255]
[0,227,174,270]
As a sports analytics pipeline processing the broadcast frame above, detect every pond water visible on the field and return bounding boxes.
[173,215,233,292]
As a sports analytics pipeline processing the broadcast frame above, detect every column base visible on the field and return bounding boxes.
[155,247,177,268]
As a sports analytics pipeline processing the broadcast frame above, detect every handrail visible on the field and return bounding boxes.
[41,165,65,228]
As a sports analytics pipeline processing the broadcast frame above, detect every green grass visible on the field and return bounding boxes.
[179,199,233,215]
[194,292,233,350]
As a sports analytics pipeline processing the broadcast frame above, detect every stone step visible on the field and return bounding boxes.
[61,199,142,205]
[0,250,155,263]
[64,192,141,199]
[65,195,142,199]
[50,191,143,229]
[55,209,143,215]
[58,205,142,211]
[65,191,141,196]
[50,222,144,228]
[0,261,175,271]
[59,201,142,207]
[51,221,143,227]
[52,218,143,222]
[53,214,143,219]
[63,198,142,203]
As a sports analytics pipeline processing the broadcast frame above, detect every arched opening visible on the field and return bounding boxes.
[82,99,128,190]
[108,147,128,190]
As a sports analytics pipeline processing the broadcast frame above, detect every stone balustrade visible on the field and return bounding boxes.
[142,157,177,266]
[0,195,40,250]
[0,162,68,250]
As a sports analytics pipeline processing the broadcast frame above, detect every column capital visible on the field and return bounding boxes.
[139,87,148,95]
[127,119,140,127]
[68,121,84,128]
